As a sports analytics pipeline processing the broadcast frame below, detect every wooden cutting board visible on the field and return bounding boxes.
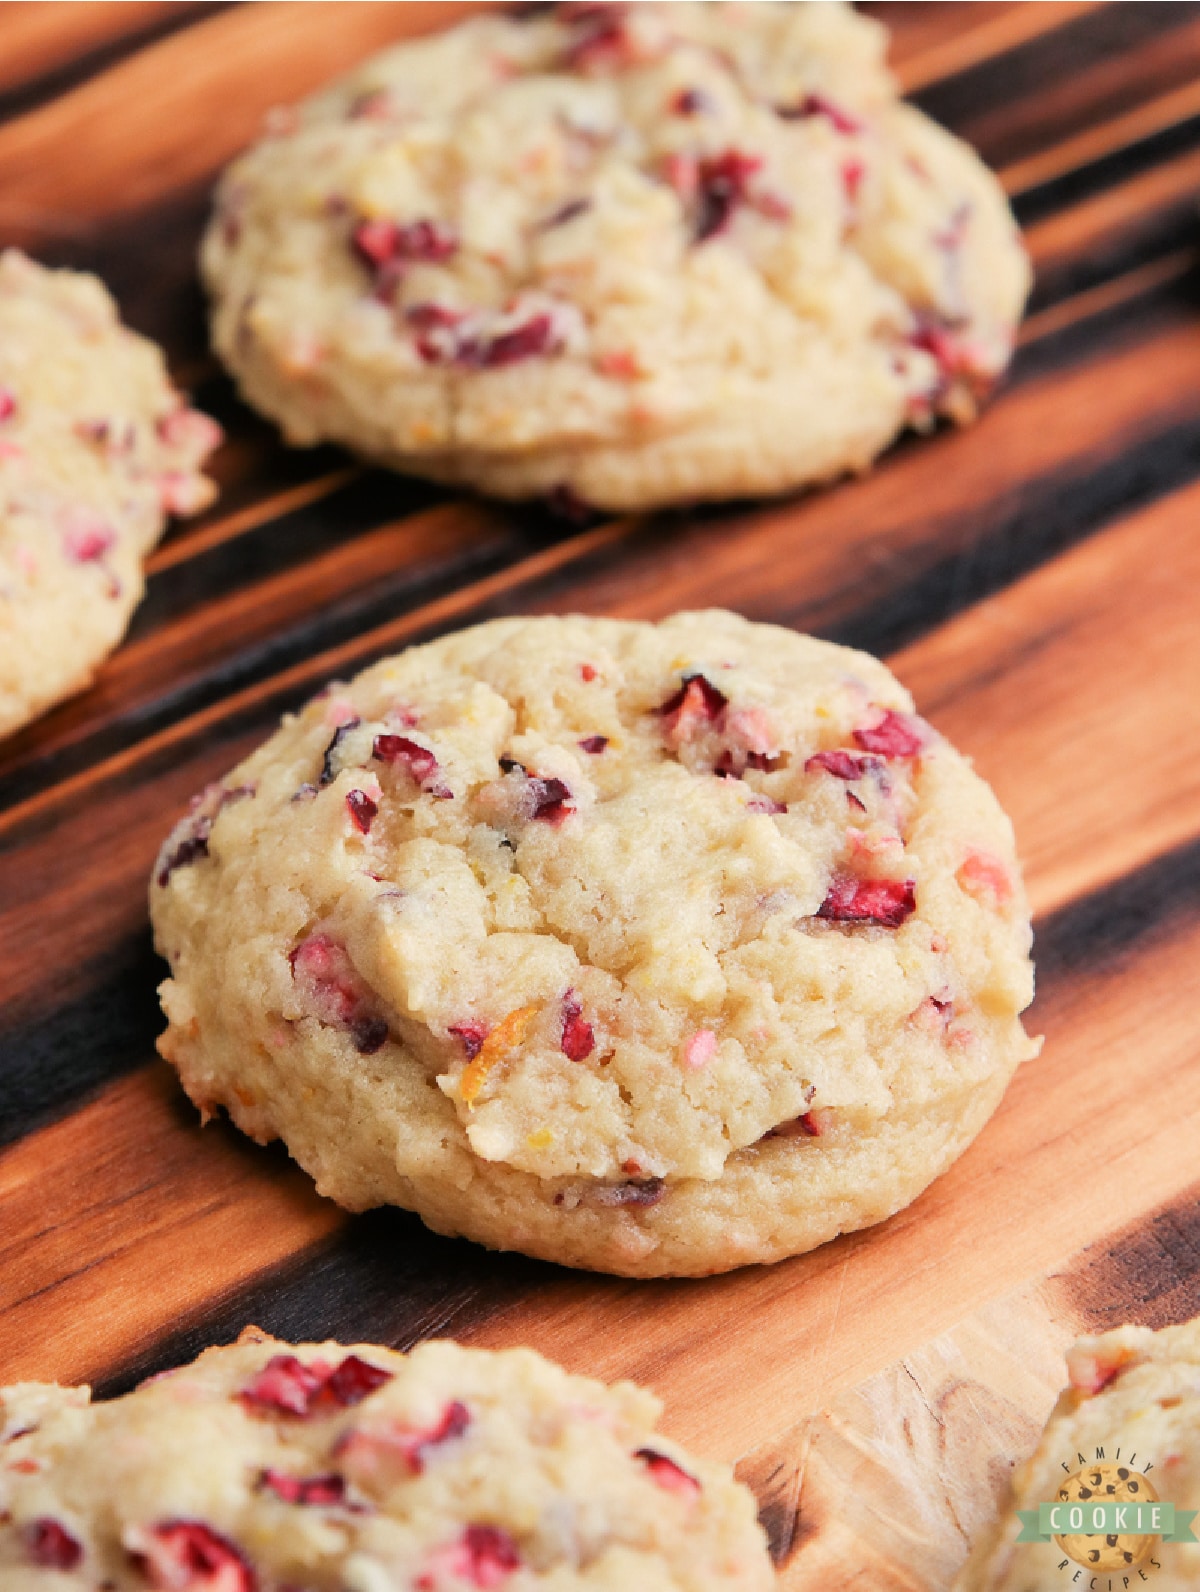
[3,5,1200,1585]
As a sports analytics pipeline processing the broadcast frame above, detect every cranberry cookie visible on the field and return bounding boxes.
[0,251,221,739]
[957,1316,1200,1591]
[0,1329,772,1589]
[150,611,1037,1276]
[201,2,1028,513]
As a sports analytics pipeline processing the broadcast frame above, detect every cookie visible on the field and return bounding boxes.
[150,610,1038,1277]
[0,250,221,739]
[0,1328,772,1589]
[200,2,1028,513]
[957,1317,1200,1591]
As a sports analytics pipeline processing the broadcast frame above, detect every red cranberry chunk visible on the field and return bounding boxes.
[577,734,608,754]
[24,1519,83,1570]
[672,86,715,116]
[0,387,16,422]
[407,1400,472,1474]
[156,784,254,888]
[372,733,450,797]
[659,673,728,738]
[345,789,378,834]
[560,990,595,1061]
[693,150,764,242]
[63,515,116,563]
[319,718,363,786]
[240,1354,329,1417]
[324,1354,394,1408]
[289,934,390,1054]
[477,314,560,369]
[406,302,466,331]
[563,8,633,72]
[852,709,929,758]
[777,93,863,135]
[134,1521,256,1592]
[529,775,574,823]
[462,1524,521,1587]
[352,218,457,269]
[449,1020,488,1060]
[818,875,916,929]
[805,749,871,780]
[260,1469,345,1506]
[635,1448,702,1497]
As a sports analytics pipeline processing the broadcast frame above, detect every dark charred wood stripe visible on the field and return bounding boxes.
[96,1208,558,1399]
[0,5,227,128]
[1015,106,1200,226]
[1058,1190,1200,1335]
[913,1,1200,171]
[82,830,1200,1395]
[0,932,161,1150]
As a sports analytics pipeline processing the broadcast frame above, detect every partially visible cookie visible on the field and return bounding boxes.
[0,250,221,739]
[957,1317,1200,1591]
[201,1,1028,513]
[0,1329,773,1589]
[150,610,1037,1277]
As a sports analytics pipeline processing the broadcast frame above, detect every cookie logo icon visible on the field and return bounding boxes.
[1054,1464,1160,1570]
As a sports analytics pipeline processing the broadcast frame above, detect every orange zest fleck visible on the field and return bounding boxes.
[460,1005,538,1107]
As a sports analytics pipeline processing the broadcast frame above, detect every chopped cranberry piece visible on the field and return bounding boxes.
[345,789,378,834]
[479,314,559,368]
[260,1469,346,1506]
[350,1014,389,1054]
[289,936,389,1055]
[240,1354,329,1417]
[672,86,714,116]
[635,1448,701,1497]
[24,1519,83,1570]
[1066,1342,1138,1397]
[542,197,592,228]
[778,93,863,135]
[156,784,254,887]
[352,218,457,269]
[62,511,116,563]
[806,749,870,780]
[562,6,633,72]
[339,1400,470,1486]
[417,1523,521,1590]
[578,734,608,754]
[324,1354,394,1408]
[406,302,466,331]
[560,990,595,1060]
[0,387,16,422]
[241,1352,392,1418]
[852,709,929,758]
[594,1178,664,1207]
[449,1021,488,1060]
[372,733,451,797]
[817,875,916,929]
[133,1521,256,1592]
[529,775,574,822]
[319,718,363,786]
[841,156,867,206]
[693,150,764,242]
[580,663,598,682]
[659,673,728,739]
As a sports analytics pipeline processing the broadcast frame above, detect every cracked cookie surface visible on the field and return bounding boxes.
[0,1330,771,1589]
[0,250,221,739]
[201,1,1028,512]
[151,611,1037,1276]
